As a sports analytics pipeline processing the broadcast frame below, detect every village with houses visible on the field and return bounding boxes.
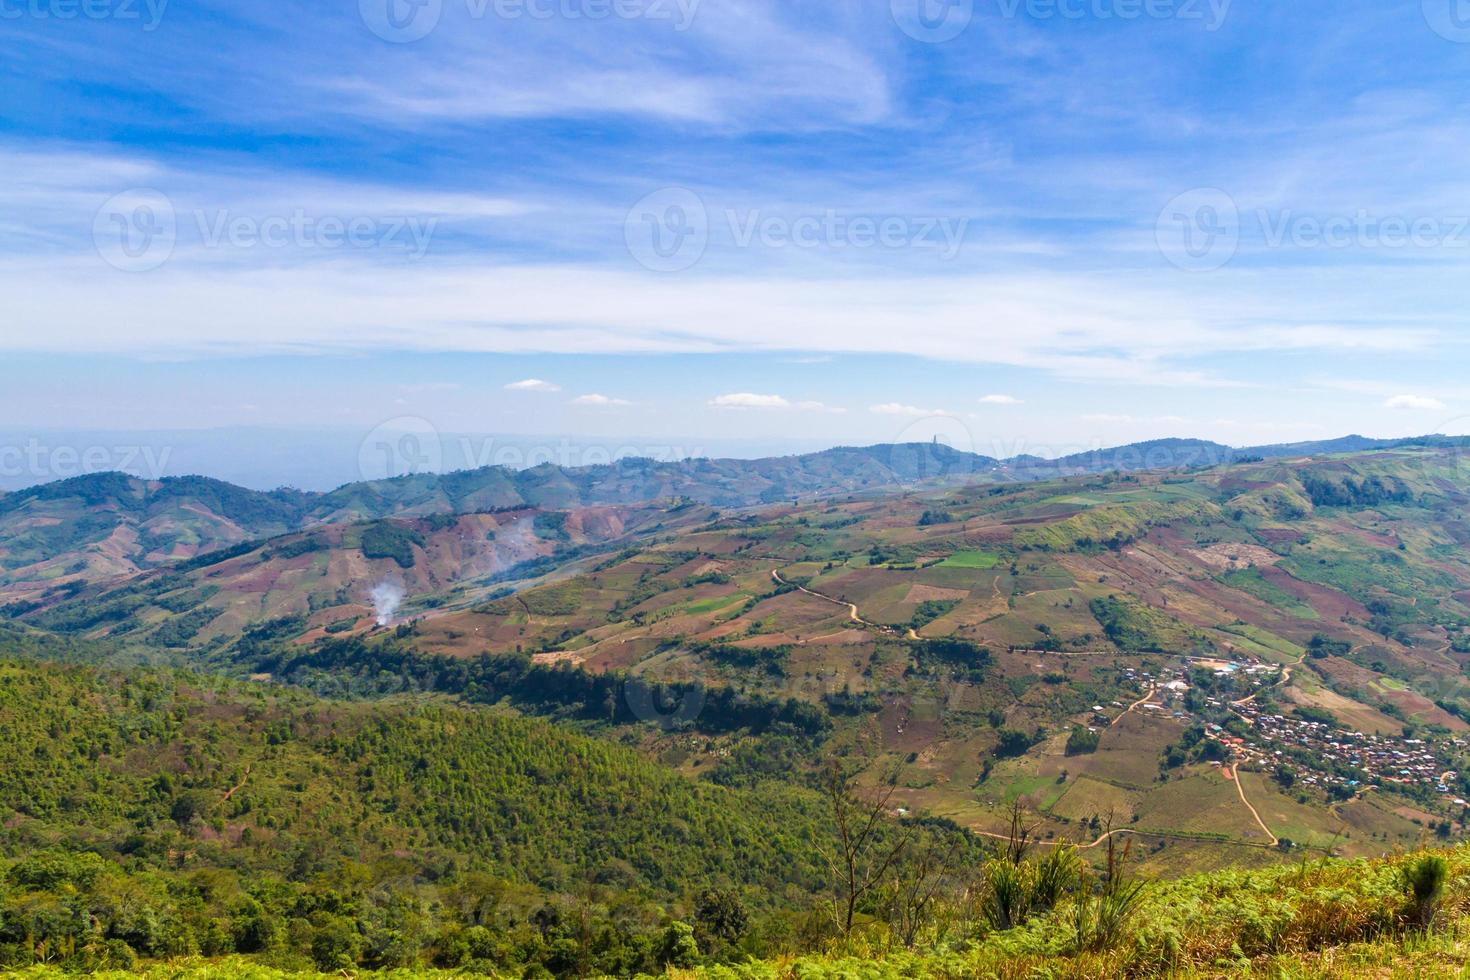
[1087,654,1469,813]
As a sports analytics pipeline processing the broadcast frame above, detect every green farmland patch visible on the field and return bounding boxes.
[941,550,1002,569]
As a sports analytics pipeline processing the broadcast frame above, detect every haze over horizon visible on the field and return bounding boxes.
[1,422,1465,494]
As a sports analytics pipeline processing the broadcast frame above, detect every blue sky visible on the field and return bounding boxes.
[5,0,1470,475]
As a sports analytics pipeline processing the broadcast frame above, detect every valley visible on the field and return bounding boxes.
[7,439,1470,972]
[8,442,1470,870]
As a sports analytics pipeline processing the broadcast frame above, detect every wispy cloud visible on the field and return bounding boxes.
[10,0,1470,445]
[870,403,949,417]
[571,393,631,406]
[506,378,561,392]
[710,392,838,412]
[710,393,791,409]
[1384,394,1446,411]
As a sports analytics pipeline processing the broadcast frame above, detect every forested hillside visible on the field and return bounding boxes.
[0,650,863,974]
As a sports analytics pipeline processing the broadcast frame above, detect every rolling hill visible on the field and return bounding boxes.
[149,444,1470,875]
[11,440,1470,974]
[7,434,1464,598]
[0,648,868,973]
[0,444,997,595]
[11,443,1470,874]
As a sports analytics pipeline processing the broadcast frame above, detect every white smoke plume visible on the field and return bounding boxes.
[371,581,405,627]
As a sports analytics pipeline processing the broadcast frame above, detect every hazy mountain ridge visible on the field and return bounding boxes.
[2,433,1462,587]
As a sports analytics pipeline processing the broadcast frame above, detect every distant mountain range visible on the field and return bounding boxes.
[0,432,1466,589]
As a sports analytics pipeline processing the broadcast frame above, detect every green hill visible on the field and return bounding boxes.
[8,435,1457,595]
[17,447,1470,870]
[17,443,1470,974]
[0,653,843,974]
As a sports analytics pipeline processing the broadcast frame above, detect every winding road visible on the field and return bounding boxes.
[1221,650,1306,844]
[770,568,899,637]
[1111,687,1157,728]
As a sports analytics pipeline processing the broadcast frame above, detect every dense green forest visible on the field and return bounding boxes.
[0,645,874,973]
[249,635,831,737]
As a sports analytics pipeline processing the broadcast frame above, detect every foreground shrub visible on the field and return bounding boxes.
[1402,854,1450,930]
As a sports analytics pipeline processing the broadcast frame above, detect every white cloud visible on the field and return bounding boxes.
[571,393,631,406]
[870,403,948,417]
[979,394,1022,405]
[318,3,891,130]
[1384,394,1446,411]
[505,378,561,392]
[709,393,839,412]
[710,393,791,409]
[11,253,1432,387]
[1,148,1453,396]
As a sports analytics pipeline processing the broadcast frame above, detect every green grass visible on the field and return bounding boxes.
[22,920,1470,977]
[682,593,748,615]
[1001,771,1066,806]
[1220,566,1319,619]
[662,843,1470,979]
[1013,498,1218,552]
[1215,622,1306,661]
[940,550,1002,569]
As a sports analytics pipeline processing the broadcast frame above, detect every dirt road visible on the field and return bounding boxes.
[1227,764,1279,845]
[1111,687,1157,728]
[771,569,899,636]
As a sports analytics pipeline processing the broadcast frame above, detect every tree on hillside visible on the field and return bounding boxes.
[1065,726,1100,756]
[694,888,749,955]
[1402,854,1449,929]
[888,836,960,948]
[822,761,915,936]
[977,802,1082,932]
